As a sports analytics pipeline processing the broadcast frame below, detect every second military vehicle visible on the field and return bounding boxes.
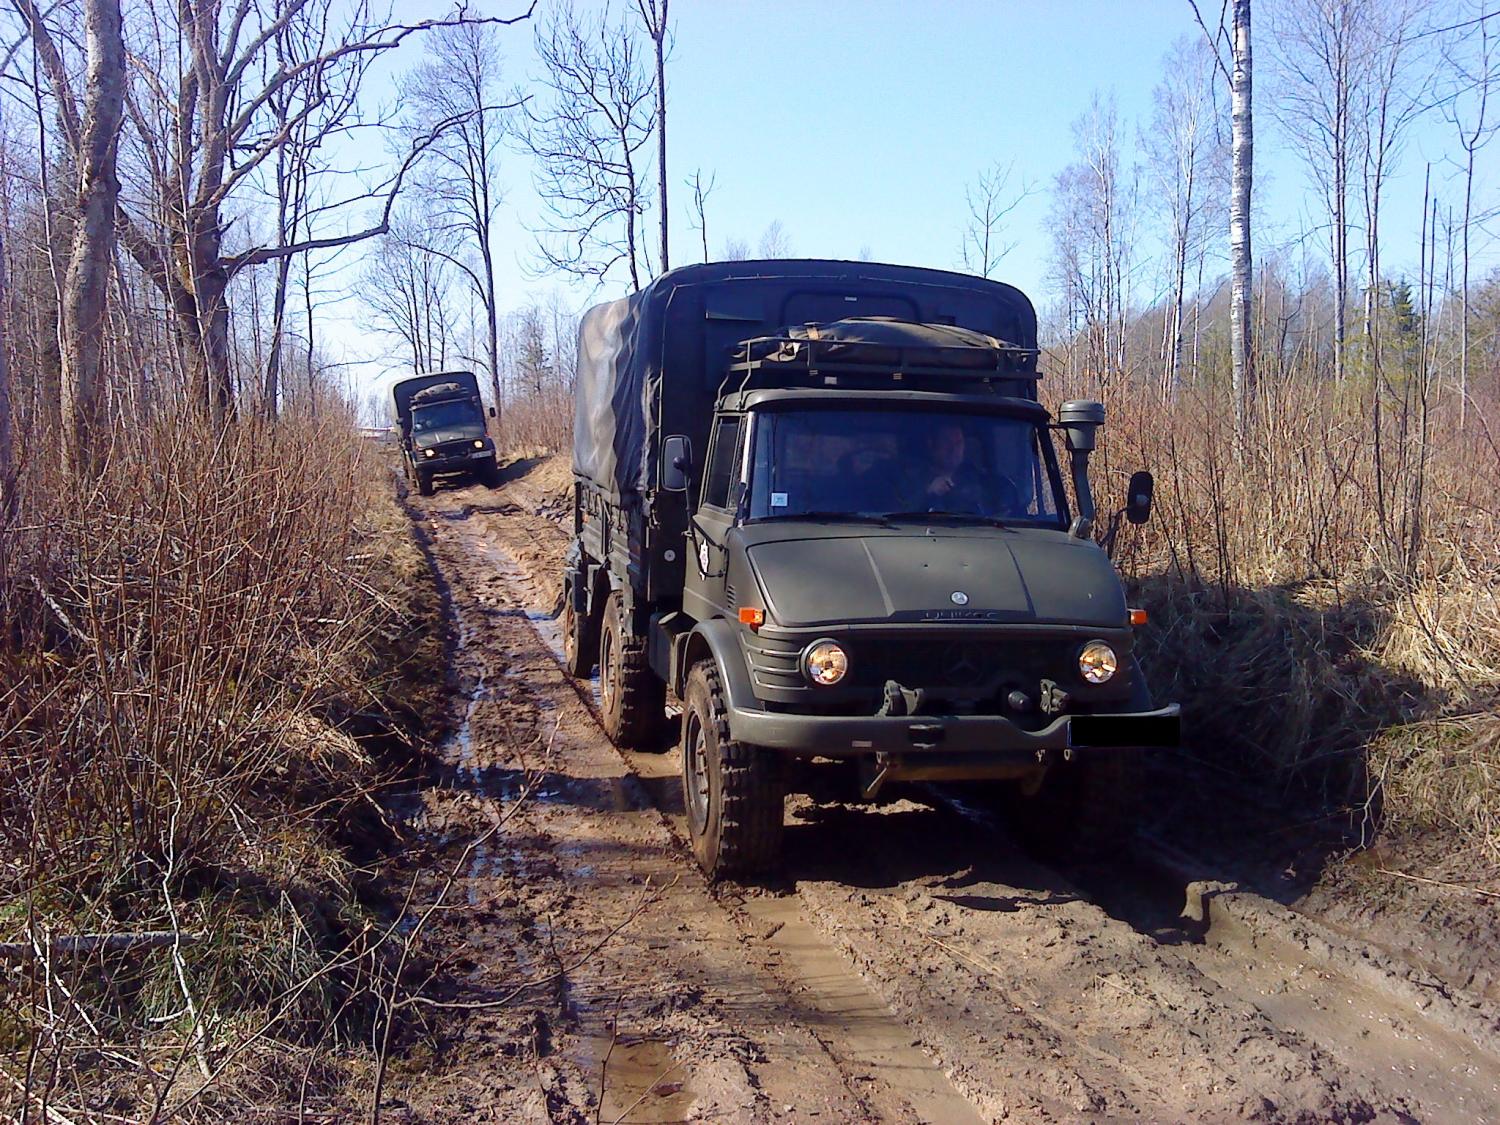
[564,260,1179,880]
[392,371,499,496]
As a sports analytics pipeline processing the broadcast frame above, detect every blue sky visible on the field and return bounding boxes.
[333,0,1498,402]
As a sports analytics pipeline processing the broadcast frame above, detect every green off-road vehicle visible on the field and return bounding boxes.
[564,260,1179,880]
[392,371,499,496]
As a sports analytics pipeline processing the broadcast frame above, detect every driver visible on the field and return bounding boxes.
[896,422,1019,515]
[897,423,983,510]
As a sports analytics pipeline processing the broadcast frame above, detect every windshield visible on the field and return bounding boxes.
[411,400,481,433]
[747,407,1064,525]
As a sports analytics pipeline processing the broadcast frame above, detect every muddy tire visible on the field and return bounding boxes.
[416,470,435,497]
[598,590,666,749]
[480,458,500,488]
[561,584,598,678]
[681,660,784,881]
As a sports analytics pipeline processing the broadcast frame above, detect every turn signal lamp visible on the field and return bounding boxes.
[1129,608,1149,626]
[738,607,765,629]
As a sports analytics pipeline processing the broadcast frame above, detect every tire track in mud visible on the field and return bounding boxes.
[404,488,984,1124]
[417,478,1500,1124]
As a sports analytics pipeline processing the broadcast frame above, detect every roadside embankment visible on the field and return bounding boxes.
[0,407,444,1119]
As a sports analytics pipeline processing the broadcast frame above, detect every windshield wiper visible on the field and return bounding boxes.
[766,510,895,526]
[881,510,1010,526]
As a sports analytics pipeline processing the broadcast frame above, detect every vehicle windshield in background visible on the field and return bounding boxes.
[747,409,1064,524]
[411,401,481,433]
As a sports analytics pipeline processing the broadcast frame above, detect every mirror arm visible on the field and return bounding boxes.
[1101,508,1126,559]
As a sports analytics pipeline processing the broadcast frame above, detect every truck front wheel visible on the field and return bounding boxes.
[416,470,435,497]
[681,660,784,881]
[598,591,666,749]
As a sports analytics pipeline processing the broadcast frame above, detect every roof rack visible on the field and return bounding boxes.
[721,332,1041,399]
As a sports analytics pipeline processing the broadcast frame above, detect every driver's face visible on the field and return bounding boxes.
[930,425,965,472]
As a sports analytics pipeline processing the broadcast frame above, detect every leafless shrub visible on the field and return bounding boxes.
[0,396,435,1117]
[1063,367,1500,852]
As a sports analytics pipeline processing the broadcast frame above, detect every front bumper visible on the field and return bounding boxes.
[418,449,494,473]
[727,702,1181,761]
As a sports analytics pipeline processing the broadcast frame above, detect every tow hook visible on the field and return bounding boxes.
[861,752,896,799]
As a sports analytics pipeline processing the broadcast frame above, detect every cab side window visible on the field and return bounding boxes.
[702,416,744,510]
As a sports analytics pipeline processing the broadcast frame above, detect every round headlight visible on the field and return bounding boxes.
[422,448,436,458]
[473,439,485,449]
[803,640,848,686]
[1078,640,1117,684]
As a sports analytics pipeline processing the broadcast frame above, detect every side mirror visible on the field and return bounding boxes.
[489,406,497,419]
[662,434,692,492]
[1125,470,1154,525]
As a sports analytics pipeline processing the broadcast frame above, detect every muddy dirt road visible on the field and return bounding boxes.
[388,463,1500,1124]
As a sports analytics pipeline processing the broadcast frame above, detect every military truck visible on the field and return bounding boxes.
[564,260,1179,880]
[392,371,499,496]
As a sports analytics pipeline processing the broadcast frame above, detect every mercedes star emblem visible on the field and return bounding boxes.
[951,591,969,605]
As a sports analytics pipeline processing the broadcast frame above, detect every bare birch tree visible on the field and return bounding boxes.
[1144,35,1222,400]
[24,0,125,476]
[1048,94,1134,390]
[960,159,1032,279]
[686,167,715,262]
[261,3,362,418]
[634,0,669,272]
[1272,0,1372,384]
[526,0,655,290]
[404,21,517,417]
[757,219,792,259]
[1442,3,1499,425]
[1191,0,1256,435]
[1356,0,1432,371]
[0,207,12,524]
[361,218,458,375]
[17,1,529,420]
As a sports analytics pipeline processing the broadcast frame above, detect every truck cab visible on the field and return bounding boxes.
[564,263,1178,880]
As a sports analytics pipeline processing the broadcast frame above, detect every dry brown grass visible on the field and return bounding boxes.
[498,386,572,455]
[1059,371,1500,858]
[0,400,440,1119]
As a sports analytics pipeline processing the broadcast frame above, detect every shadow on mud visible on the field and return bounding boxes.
[779,792,1085,910]
[1124,570,1432,905]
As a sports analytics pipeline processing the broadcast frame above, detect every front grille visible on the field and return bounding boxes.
[743,628,1132,715]
[874,638,1070,698]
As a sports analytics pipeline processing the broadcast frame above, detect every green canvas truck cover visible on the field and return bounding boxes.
[572,260,1039,505]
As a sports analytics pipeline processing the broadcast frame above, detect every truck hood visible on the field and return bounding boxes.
[742,527,1126,628]
[412,424,484,447]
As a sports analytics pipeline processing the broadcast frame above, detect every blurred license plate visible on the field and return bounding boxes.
[469,450,490,459]
[1068,715,1179,748]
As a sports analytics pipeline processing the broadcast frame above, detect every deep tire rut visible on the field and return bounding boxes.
[406,475,1500,1124]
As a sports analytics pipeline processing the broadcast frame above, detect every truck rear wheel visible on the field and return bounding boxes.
[681,660,784,881]
[598,591,666,749]
[561,583,598,677]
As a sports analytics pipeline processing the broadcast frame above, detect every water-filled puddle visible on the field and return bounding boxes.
[592,1034,693,1123]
